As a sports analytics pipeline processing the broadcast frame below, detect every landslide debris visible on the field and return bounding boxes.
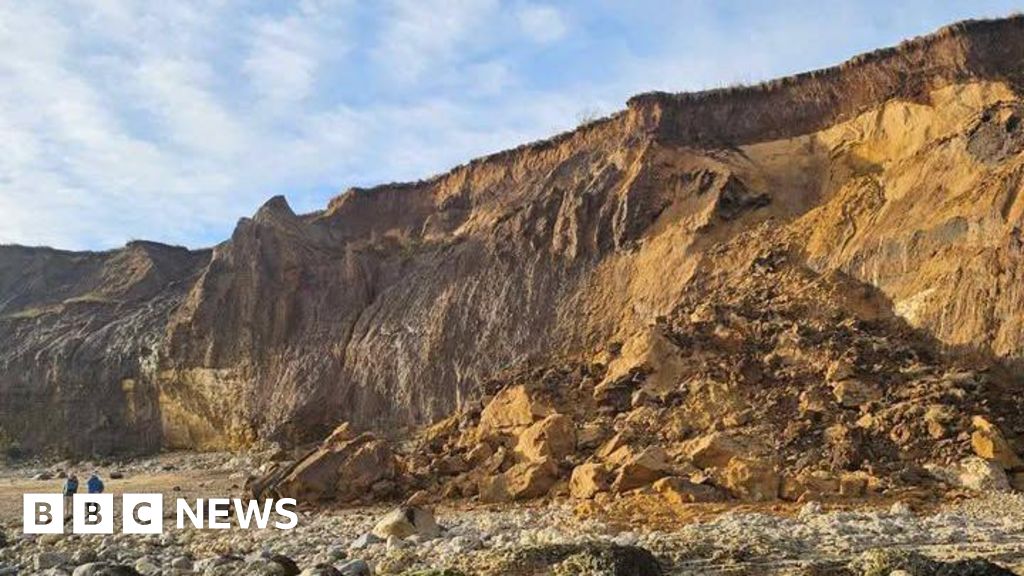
[253,224,1024,506]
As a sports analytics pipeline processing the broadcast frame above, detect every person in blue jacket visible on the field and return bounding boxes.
[86,472,104,494]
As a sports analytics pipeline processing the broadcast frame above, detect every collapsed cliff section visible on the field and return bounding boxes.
[2,16,1024,458]
[256,223,1024,507]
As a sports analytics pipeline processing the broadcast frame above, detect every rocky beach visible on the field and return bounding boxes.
[2,453,1024,575]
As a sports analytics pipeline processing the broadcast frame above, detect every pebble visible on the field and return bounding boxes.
[337,559,371,576]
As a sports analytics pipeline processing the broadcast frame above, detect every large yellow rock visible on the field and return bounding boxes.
[479,457,559,502]
[569,462,611,499]
[611,446,671,492]
[653,476,723,505]
[682,432,760,470]
[971,416,1024,470]
[720,458,780,501]
[596,432,631,461]
[598,327,688,397]
[780,471,841,501]
[515,414,576,462]
[478,386,553,438]
[477,474,511,503]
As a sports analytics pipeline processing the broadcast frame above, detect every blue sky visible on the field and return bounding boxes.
[1,1,1020,250]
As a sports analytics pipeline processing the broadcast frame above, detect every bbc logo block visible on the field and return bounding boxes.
[123,493,164,534]
[23,494,63,534]
[24,493,163,535]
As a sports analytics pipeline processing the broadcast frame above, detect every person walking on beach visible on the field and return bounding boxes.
[87,472,104,494]
[62,473,78,521]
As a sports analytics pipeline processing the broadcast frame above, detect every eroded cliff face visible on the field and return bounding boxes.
[0,243,209,454]
[2,16,1024,456]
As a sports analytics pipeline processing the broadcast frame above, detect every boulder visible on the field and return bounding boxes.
[336,559,372,576]
[134,556,160,575]
[971,416,1024,470]
[267,432,397,502]
[720,458,779,501]
[481,457,559,502]
[577,422,609,449]
[682,432,755,470]
[478,445,510,475]
[569,462,611,499]
[599,328,687,397]
[478,474,511,503]
[507,457,560,500]
[611,446,670,492]
[436,454,468,476]
[35,552,67,570]
[838,472,870,497]
[928,456,1011,492]
[515,414,576,462]
[349,532,383,550]
[466,442,494,466]
[596,432,631,461]
[780,471,841,501]
[593,374,641,412]
[404,489,435,506]
[831,378,882,407]
[653,476,723,504]
[371,506,441,540]
[478,386,553,438]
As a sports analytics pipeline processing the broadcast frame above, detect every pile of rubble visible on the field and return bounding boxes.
[249,241,1024,510]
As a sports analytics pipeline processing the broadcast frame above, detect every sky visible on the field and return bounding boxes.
[0,1,1021,250]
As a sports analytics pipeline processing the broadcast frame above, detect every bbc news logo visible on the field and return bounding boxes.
[24,494,298,534]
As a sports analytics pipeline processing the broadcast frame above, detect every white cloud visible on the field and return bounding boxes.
[244,18,319,105]
[135,58,249,159]
[374,0,499,83]
[243,1,351,108]
[516,4,567,43]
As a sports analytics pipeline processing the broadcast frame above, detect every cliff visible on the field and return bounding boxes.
[2,16,1024,457]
